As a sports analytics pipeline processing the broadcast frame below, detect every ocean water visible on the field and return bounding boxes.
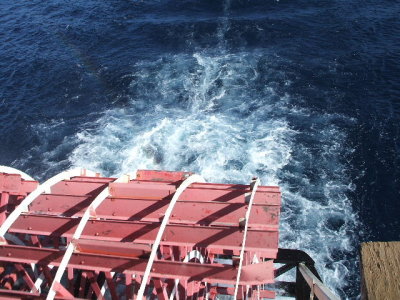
[1,0,400,299]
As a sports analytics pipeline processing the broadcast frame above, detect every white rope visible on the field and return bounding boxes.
[0,166,35,181]
[136,174,206,300]
[46,172,135,300]
[0,168,97,241]
[233,178,260,300]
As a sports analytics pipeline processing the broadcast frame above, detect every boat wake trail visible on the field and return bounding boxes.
[67,50,358,298]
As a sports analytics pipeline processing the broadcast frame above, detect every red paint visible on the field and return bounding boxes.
[0,169,281,299]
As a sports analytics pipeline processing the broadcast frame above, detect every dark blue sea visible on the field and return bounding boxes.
[1,0,399,298]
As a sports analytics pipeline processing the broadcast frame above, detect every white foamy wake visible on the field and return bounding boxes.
[65,51,357,298]
[70,53,294,184]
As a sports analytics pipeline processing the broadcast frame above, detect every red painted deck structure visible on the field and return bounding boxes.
[0,167,281,299]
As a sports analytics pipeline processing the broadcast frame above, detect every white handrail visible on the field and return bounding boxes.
[0,168,97,241]
[0,166,34,181]
[46,172,136,300]
[233,177,260,300]
[136,174,206,300]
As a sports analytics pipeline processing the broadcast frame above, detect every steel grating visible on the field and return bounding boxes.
[0,168,281,299]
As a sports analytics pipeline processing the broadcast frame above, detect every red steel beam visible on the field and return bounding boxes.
[43,179,280,206]
[8,215,278,256]
[50,181,110,196]
[109,182,280,205]
[74,239,151,258]
[0,174,22,194]
[67,177,112,183]
[0,244,274,285]
[48,179,280,204]
[128,180,280,192]
[69,172,280,194]
[136,170,193,182]
[49,175,280,196]
[0,174,38,196]
[29,195,279,229]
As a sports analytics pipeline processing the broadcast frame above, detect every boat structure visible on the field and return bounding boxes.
[0,166,340,299]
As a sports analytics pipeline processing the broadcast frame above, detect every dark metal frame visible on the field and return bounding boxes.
[273,248,340,300]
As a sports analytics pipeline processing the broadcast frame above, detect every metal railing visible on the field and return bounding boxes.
[273,248,341,300]
[298,263,340,300]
